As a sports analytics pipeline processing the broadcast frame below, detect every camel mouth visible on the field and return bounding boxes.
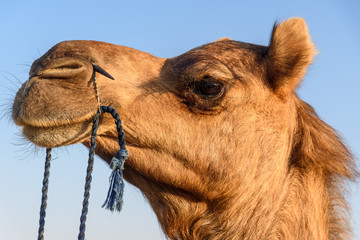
[14,96,99,148]
[19,103,122,148]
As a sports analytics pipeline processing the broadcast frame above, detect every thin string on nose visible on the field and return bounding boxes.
[36,64,127,240]
[92,69,101,112]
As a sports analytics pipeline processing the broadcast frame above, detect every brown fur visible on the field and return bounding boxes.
[12,18,357,239]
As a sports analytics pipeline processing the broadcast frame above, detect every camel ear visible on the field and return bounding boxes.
[266,18,317,98]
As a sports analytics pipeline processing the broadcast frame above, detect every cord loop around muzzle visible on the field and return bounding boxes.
[99,106,129,213]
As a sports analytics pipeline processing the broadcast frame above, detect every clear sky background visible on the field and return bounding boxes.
[0,1,359,239]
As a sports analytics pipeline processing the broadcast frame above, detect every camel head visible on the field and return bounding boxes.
[12,18,356,239]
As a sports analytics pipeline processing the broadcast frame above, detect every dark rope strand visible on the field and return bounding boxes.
[78,106,127,238]
[37,148,52,240]
[102,106,126,149]
[78,110,101,240]
[100,106,128,212]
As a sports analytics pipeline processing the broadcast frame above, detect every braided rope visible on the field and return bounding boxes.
[101,106,126,150]
[77,110,101,240]
[100,106,127,212]
[37,148,52,240]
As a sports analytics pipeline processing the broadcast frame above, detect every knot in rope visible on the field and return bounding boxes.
[110,150,128,170]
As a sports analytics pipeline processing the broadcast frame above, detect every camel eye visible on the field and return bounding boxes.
[193,77,224,98]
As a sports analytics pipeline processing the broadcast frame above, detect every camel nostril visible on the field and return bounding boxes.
[53,63,83,70]
[37,58,88,79]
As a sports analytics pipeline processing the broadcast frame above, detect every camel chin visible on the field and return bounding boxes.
[22,121,92,148]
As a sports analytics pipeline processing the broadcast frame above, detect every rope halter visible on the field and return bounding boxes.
[36,64,127,240]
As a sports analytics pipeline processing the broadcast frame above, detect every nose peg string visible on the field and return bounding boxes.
[92,63,114,112]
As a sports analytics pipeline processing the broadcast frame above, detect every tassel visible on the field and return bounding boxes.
[102,149,128,212]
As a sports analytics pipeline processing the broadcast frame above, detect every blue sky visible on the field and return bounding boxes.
[0,1,359,239]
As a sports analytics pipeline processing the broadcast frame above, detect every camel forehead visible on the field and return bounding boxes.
[168,40,268,79]
[172,40,268,69]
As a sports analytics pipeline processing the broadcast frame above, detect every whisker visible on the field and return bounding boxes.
[16,62,32,68]
[12,132,43,161]
[0,71,24,88]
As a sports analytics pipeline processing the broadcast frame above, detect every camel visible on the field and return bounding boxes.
[12,18,357,239]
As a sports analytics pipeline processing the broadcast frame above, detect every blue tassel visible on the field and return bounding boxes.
[102,149,128,212]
